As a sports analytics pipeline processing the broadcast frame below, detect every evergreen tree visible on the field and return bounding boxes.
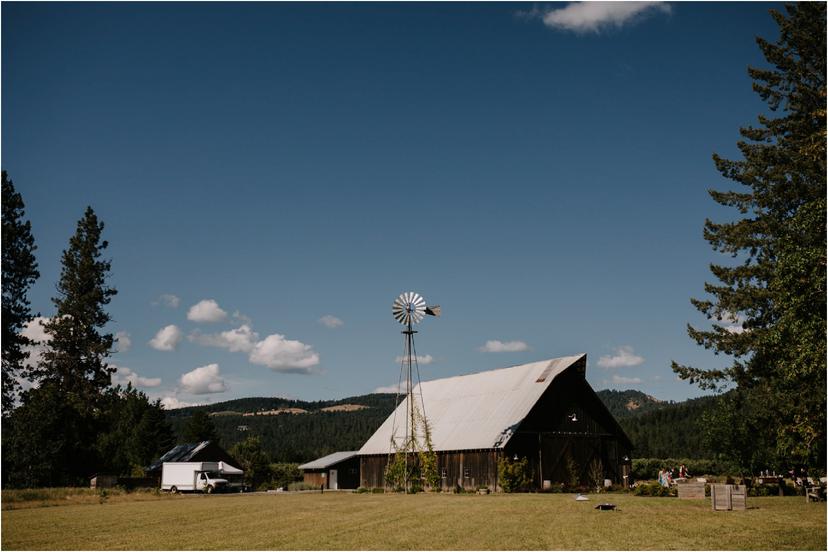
[229,435,271,489]
[96,385,175,475]
[182,410,219,444]
[672,4,826,468]
[10,206,118,484]
[33,207,117,408]
[1,171,39,412]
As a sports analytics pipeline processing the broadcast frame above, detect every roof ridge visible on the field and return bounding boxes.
[416,354,585,386]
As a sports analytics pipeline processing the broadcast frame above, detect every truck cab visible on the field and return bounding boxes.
[197,471,228,493]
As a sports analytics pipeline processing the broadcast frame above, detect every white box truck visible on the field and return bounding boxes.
[161,462,229,493]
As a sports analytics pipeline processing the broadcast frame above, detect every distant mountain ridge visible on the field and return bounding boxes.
[166,389,721,462]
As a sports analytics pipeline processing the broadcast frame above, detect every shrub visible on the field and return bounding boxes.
[497,456,532,492]
[631,458,739,480]
[287,482,318,491]
[632,481,676,497]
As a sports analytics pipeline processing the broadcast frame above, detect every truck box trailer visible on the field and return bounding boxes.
[161,462,229,493]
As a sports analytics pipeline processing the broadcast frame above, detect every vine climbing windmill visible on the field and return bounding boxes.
[388,291,440,492]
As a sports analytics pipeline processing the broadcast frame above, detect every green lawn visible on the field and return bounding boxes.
[2,491,825,550]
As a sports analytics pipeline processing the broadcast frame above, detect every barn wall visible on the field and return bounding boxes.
[303,471,326,488]
[332,456,360,489]
[360,450,499,490]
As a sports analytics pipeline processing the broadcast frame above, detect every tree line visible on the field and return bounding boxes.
[1,172,174,487]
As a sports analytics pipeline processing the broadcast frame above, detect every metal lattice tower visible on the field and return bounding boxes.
[389,292,440,492]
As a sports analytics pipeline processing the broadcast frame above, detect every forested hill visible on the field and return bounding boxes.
[594,389,670,419]
[166,390,723,463]
[164,393,397,419]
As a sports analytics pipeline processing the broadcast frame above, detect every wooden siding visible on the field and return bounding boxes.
[360,450,500,491]
[303,471,326,488]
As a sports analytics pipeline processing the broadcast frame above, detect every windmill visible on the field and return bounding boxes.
[388,291,440,492]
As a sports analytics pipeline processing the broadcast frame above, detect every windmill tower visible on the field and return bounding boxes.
[389,291,440,492]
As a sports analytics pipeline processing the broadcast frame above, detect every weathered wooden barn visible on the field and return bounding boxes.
[358,354,632,491]
[298,451,360,489]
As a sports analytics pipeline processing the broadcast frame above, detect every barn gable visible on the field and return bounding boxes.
[359,354,586,455]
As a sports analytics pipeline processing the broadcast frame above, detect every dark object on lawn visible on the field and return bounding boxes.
[595,503,617,510]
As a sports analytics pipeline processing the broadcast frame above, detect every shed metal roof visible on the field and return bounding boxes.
[298,451,360,470]
[359,354,585,455]
[147,441,210,473]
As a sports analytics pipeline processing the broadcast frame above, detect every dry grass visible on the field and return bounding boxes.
[2,487,174,511]
[2,491,825,550]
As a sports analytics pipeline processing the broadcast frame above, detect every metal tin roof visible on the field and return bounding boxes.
[146,441,210,473]
[298,451,360,470]
[358,354,585,455]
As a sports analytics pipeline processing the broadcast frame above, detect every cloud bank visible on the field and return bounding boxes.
[479,340,529,353]
[192,324,320,373]
[530,2,671,33]
[180,363,227,394]
[597,346,645,368]
[319,315,344,329]
[187,299,227,323]
[111,365,161,388]
[149,325,182,351]
[154,294,181,308]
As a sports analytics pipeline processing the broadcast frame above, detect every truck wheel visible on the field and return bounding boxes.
[170,486,178,494]
[206,485,214,494]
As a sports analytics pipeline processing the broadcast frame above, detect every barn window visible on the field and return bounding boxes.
[463,467,470,478]
[441,468,447,478]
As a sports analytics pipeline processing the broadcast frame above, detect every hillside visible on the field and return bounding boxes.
[594,389,670,419]
[166,390,723,462]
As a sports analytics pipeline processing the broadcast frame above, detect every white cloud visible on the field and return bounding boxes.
[111,365,161,388]
[114,331,132,353]
[612,374,643,385]
[537,2,671,33]
[249,334,320,373]
[160,396,198,410]
[479,340,529,353]
[149,325,182,351]
[187,299,227,323]
[180,363,227,394]
[374,384,401,394]
[190,324,259,353]
[233,310,252,325]
[394,354,434,365]
[597,346,645,368]
[20,316,53,370]
[719,312,748,334]
[319,315,344,329]
[153,294,181,308]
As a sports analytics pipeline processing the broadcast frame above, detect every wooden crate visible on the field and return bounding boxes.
[677,481,705,499]
[711,484,746,511]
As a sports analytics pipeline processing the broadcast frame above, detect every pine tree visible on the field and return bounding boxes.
[1,171,40,412]
[34,206,117,408]
[182,410,219,444]
[672,4,826,467]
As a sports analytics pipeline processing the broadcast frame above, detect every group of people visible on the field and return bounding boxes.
[657,464,689,487]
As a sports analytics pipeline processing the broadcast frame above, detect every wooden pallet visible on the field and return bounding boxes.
[711,484,746,511]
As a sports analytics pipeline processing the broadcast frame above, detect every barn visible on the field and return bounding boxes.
[298,451,360,490]
[358,354,632,491]
[146,440,242,486]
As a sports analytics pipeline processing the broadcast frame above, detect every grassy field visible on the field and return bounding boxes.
[2,490,825,550]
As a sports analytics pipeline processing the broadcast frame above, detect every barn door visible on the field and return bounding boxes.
[329,469,338,490]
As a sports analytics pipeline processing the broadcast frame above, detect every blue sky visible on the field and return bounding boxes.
[3,2,781,407]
